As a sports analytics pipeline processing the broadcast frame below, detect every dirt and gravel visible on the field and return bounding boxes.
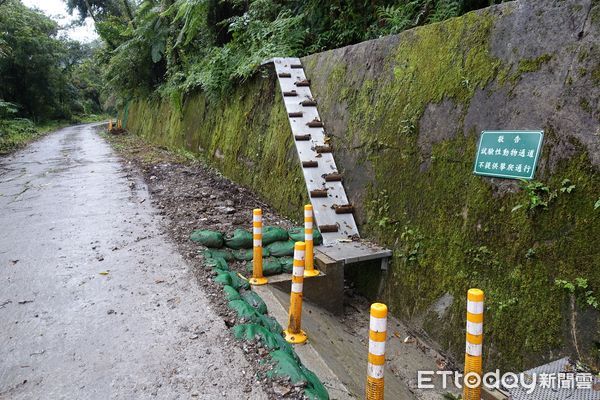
[104,130,316,399]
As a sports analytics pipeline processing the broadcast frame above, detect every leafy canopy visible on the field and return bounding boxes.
[79,0,509,101]
[0,0,107,121]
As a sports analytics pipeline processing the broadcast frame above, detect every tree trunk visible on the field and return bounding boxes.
[121,0,136,28]
[82,0,98,23]
[83,0,117,49]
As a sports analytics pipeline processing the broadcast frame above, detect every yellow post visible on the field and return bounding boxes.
[117,119,122,129]
[303,204,319,277]
[283,241,308,344]
[249,209,268,286]
[366,303,387,400]
[463,289,484,400]
[108,120,113,131]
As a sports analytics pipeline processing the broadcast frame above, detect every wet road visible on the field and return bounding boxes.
[0,124,266,399]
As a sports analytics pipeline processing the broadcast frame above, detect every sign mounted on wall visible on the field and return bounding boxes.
[473,131,544,180]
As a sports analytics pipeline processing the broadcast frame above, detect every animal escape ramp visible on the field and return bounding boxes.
[262,57,392,314]
[269,57,359,243]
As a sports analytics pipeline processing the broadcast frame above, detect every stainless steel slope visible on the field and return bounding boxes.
[267,57,359,244]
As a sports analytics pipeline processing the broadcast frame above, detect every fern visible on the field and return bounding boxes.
[376,2,421,35]
[168,0,209,47]
[98,0,502,102]
[0,100,19,118]
[179,6,307,99]
[429,0,463,23]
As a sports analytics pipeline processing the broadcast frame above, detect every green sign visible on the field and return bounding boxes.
[473,131,543,180]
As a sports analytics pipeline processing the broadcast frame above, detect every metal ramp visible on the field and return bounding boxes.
[267,57,358,242]
[262,57,392,313]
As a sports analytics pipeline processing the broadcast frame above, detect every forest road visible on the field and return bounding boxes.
[0,123,266,399]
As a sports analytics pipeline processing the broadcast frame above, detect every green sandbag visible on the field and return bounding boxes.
[267,350,308,384]
[224,229,253,249]
[228,271,250,290]
[288,227,323,246]
[232,324,280,350]
[279,257,293,273]
[302,367,330,400]
[240,290,268,314]
[258,314,283,334]
[190,230,224,248]
[264,259,282,276]
[228,299,260,322]
[203,249,234,261]
[262,226,289,245]
[214,272,232,286]
[245,258,282,276]
[232,247,270,261]
[266,240,295,257]
[305,388,328,400]
[266,351,329,399]
[223,285,241,301]
[204,256,229,271]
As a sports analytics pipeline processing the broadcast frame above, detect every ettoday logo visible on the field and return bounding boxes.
[417,370,598,394]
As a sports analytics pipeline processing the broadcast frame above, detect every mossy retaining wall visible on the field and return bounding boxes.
[126,0,600,372]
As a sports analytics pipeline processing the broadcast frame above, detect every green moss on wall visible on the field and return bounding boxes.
[580,97,592,113]
[517,54,553,74]
[592,65,600,86]
[127,71,308,220]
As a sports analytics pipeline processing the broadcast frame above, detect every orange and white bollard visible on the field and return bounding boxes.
[283,241,308,344]
[117,119,122,129]
[303,204,319,277]
[249,209,268,286]
[463,288,484,400]
[366,303,387,400]
[108,120,113,131]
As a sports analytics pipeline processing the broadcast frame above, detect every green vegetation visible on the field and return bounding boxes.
[0,0,109,153]
[555,278,599,310]
[1,118,61,154]
[517,54,553,74]
[555,278,599,363]
[66,0,510,102]
[592,65,600,86]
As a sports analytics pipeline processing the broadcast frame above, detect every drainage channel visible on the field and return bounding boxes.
[254,284,460,399]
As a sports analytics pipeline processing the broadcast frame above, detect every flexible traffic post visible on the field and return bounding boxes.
[249,208,268,285]
[283,241,308,344]
[303,204,319,277]
[108,119,113,131]
[117,119,122,129]
[366,303,387,400]
[463,288,484,400]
